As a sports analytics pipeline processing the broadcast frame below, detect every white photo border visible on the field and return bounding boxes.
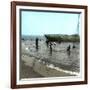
[16,5,85,85]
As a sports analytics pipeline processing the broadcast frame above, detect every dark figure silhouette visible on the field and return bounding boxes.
[36,38,39,50]
[46,40,49,47]
[72,45,76,49]
[49,42,52,55]
[67,45,71,51]
[67,45,71,56]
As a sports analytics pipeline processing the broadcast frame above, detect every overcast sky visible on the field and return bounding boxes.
[21,10,80,35]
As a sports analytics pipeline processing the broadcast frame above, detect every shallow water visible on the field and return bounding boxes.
[22,40,80,73]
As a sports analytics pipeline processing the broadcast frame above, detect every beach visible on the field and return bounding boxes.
[20,39,80,79]
[20,54,76,79]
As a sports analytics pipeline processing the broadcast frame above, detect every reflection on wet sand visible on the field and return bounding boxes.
[20,38,80,79]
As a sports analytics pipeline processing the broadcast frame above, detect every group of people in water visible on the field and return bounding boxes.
[35,38,76,55]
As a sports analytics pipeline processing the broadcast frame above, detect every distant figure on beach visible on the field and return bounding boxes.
[53,42,56,46]
[52,42,56,49]
[35,38,39,50]
[67,45,71,56]
[67,45,71,51]
[49,42,53,55]
[46,40,49,47]
[72,44,76,49]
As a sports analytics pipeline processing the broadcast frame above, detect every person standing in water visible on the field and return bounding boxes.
[35,38,39,50]
[49,42,53,55]
[67,45,71,56]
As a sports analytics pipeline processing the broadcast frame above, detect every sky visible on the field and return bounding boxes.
[21,10,80,36]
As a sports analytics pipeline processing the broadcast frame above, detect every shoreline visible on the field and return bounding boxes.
[20,54,79,79]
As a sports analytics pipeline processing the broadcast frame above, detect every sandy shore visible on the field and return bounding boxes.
[20,54,76,79]
[20,60,43,79]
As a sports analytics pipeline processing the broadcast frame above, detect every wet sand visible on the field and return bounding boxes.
[20,54,76,79]
[20,40,79,79]
[20,60,43,79]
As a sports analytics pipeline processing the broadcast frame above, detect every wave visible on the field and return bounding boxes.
[46,64,80,76]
